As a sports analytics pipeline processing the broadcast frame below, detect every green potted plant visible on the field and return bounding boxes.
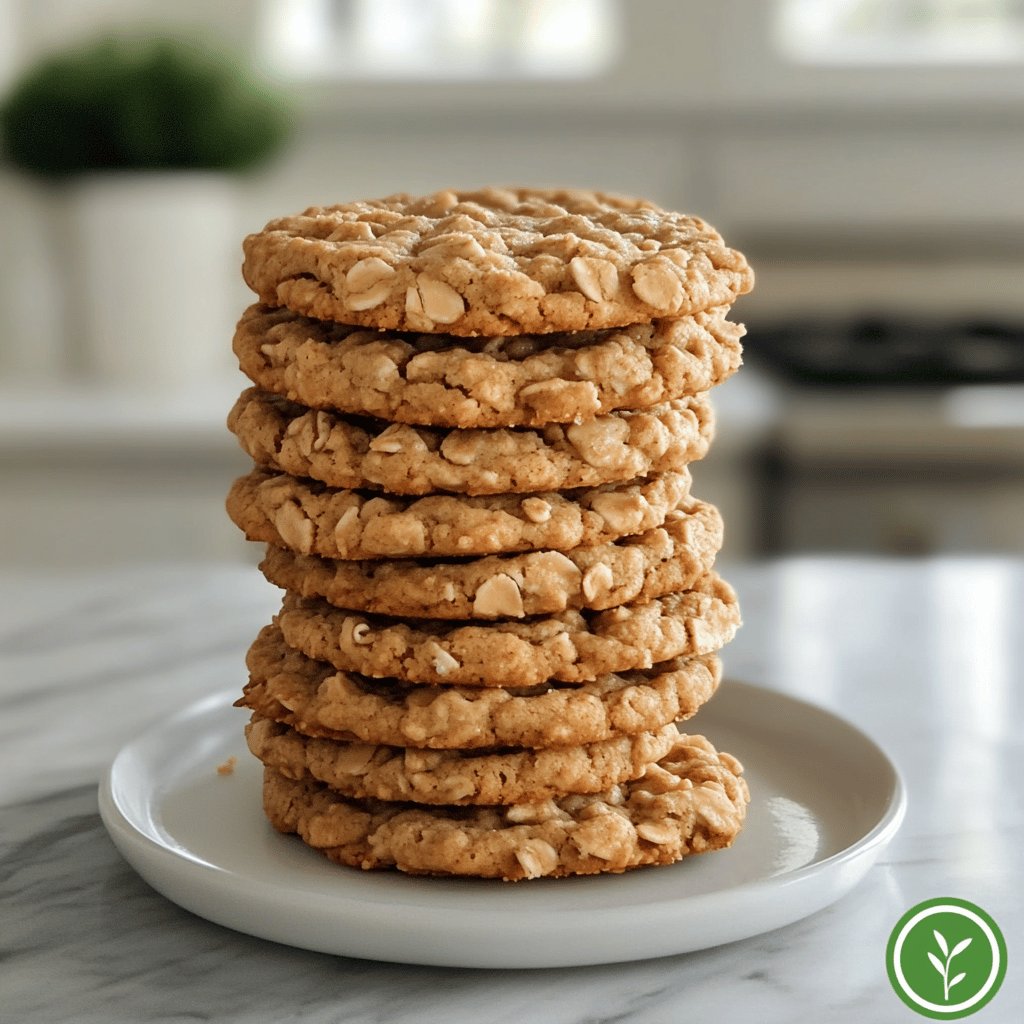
[0,35,291,389]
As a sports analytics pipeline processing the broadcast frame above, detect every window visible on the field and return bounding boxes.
[261,0,619,80]
[777,0,1024,64]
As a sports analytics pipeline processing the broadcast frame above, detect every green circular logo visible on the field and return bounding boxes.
[886,898,1007,1019]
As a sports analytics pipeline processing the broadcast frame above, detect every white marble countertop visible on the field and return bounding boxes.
[2,558,1021,1023]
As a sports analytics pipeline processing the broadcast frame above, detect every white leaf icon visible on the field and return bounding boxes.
[950,972,966,990]
[951,937,972,959]
[934,929,949,956]
[928,952,945,976]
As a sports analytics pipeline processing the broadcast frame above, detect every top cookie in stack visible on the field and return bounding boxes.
[240,186,752,342]
[227,187,754,881]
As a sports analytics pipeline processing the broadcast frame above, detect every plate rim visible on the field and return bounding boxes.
[98,680,907,964]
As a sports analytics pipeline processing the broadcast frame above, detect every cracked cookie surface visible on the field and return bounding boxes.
[257,497,723,619]
[276,570,740,686]
[241,187,753,337]
[227,467,693,559]
[246,715,677,805]
[228,388,714,496]
[234,303,743,428]
[261,733,749,879]
[238,624,721,749]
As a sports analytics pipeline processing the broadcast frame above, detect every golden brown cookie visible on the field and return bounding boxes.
[227,388,714,496]
[226,467,693,559]
[245,715,678,805]
[234,303,743,428]
[238,623,721,749]
[276,571,740,686]
[241,188,754,336]
[261,733,749,879]
[257,498,722,619]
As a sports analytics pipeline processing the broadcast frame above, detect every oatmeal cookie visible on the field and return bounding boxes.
[239,623,721,749]
[241,188,753,336]
[245,715,677,805]
[234,303,743,428]
[261,733,749,879]
[228,388,714,496]
[275,571,740,686]
[226,467,692,559]
[257,498,723,619]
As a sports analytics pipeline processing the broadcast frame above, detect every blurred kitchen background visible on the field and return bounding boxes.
[1,0,1022,569]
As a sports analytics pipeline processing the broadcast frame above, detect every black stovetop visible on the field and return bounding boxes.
[745,317,1024,386]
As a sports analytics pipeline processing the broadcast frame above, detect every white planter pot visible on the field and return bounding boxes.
[0,172,65,379]
[65,173,240,390]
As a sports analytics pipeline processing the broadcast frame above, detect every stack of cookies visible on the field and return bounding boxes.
[226,187,754,880]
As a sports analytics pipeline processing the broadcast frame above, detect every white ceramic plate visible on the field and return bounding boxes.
[99,681,905,968]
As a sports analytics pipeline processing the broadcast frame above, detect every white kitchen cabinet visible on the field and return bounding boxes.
[0,383,254,568]
[0,455,253,568]
[766,388,1024,554]
[772,472,1024,554]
